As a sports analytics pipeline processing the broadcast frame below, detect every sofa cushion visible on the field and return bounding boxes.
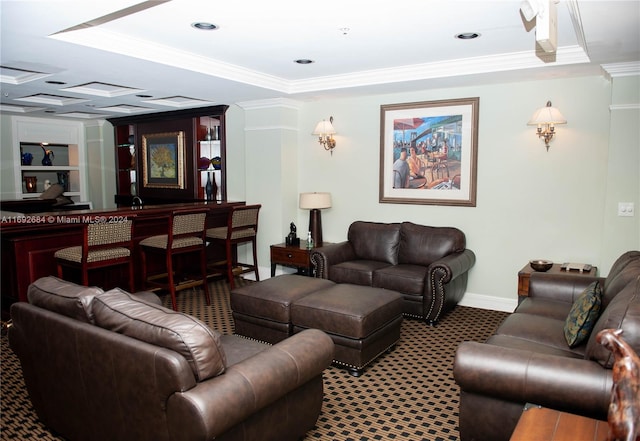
[330,260,391,286]
[563,281,602,348]
[373,264,426,295]
[398,222,466,266]
[92,288,226,381]
[514,298,574,321]
[486,334,585,359]
[348,221,400,265]
[585,276,640,368]
[27,276,103,323]
[494,313,584,355]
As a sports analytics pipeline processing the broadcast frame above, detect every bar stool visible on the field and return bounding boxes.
[206,204,261,290]
[139,208,210,311]
[55,220,135,292]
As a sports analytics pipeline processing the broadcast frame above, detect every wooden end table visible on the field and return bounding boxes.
[510,404,608,441]
[270,242,317,277]
[518,262,598,297]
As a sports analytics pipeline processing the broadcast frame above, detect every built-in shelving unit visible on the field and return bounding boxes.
[10,116,88,203]
[108,105,228,206]
[19,142,81,199]
[114,125,137,198]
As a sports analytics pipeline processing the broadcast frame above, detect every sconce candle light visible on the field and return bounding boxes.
[313,117,337,155]
[299,192,332,247]
[527,101,567,151]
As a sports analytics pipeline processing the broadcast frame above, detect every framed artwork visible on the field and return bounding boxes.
[141,131,185,189]
[379,97,479,206]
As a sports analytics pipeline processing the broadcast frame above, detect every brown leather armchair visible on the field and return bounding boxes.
[453,251,640,441]
[311,221,475,324]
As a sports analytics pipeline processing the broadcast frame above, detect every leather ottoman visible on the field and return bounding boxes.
[230,274,335,344]
[291,284,403,376]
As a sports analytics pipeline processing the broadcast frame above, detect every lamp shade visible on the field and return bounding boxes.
[312,120,336,136]
[527,101,567,125]
[299,192,332,209]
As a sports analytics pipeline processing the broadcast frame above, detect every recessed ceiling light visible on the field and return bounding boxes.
[294,59,314,65]
[455,32,481,40]
[191,22,218,30]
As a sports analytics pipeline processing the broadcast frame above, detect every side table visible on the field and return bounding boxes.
[518,262,598,297]
[270,242,316,277]
[510,404,608,441]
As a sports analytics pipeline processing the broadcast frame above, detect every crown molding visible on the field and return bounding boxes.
[236,98,303,111]
[51,24,591,96]
[601,61,640,79]
[287,46,590,93]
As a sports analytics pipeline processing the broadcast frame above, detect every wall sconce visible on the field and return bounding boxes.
[527,101,566,151]
[313,117,336,155]
[299,192,332,247]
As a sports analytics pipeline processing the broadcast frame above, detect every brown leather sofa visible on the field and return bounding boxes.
[453,251,640,441]
[311,221,475,324]
[9,276,334,441]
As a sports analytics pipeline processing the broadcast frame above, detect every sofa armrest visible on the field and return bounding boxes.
[453,341,612,418]
[310,241,356,279]
[424,249,476,323]
[167,329,334,441]
[528,272,604,303]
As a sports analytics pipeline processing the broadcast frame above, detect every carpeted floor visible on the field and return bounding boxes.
[1,278,509,441]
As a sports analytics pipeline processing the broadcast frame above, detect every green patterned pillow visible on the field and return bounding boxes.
[564,281,602,348]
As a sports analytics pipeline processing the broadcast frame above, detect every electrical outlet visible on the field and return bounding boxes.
[618,202,635,217]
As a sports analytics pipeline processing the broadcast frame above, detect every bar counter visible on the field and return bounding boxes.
[1,201,244,310]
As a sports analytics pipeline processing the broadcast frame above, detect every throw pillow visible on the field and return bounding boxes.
[564,281,602,348]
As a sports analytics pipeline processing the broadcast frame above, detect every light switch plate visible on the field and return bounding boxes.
[618,202,635,217]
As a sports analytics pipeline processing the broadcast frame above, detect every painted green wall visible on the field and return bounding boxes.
[234,75,639,309]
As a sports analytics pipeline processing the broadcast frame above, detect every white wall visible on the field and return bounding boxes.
[600,76,640,270]
[237,74,640,310]
[0,115,16,200]
[85,120,116,209]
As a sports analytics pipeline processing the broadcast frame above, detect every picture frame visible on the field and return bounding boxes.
[379,97,479,206]
[141,131,186,189]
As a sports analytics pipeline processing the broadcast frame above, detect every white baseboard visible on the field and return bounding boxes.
[459,292,517,313]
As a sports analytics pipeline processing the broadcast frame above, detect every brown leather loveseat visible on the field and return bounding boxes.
[311,221,475,324]
[453,251,640,441]
[9,277,334,441]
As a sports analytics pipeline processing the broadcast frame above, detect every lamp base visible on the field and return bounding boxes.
[308,209,323,247]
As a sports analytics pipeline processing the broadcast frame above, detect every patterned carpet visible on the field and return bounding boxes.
[1,278,509,441]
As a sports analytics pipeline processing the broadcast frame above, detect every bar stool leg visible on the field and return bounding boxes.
[251,238,259,282]
[166,251,178,311]
[200,247,210,305]
[226,241,235,290]
[128,260,135,293]
[81,268,89,287]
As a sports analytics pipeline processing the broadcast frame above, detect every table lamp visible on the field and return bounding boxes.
[299,192,332,246]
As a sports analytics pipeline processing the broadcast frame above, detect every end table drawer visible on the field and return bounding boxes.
[271,247,309,266]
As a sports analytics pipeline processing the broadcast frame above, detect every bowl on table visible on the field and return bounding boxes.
[529,259,553,272]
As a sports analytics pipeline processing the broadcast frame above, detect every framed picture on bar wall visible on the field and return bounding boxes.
[141,131,186,189]
[379,97,479,206]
